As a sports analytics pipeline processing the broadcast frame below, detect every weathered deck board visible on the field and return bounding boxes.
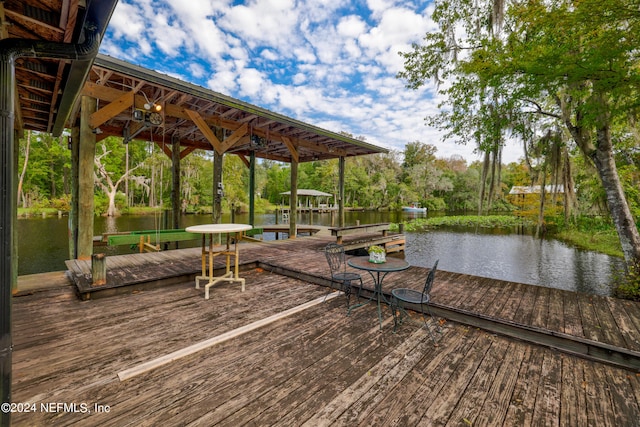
[11,270,640,426]
[560,354,588,427]
[561,290,585,338]
[473,340,529,426]
[12,235,640,425]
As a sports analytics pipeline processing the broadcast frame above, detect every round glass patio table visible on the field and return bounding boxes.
[347,256,410,329]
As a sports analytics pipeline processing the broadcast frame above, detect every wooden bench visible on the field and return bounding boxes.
[328,223,390,245]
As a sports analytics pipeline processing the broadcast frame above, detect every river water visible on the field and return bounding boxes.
[16,211,625,296]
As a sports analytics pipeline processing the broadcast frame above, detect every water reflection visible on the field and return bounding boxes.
[16,212,624,296]
[404,228,625,296]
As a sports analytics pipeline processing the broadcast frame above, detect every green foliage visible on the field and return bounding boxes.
[50,195,71,211]
[94,193,108,216]
[19,131,71,206]
[401,215,532,232]
[614,264,640,301]
[423,197,446,211]
[398,0,640,270]
[550,215,624,257]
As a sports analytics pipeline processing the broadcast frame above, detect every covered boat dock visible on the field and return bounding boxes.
[0,2,388,423]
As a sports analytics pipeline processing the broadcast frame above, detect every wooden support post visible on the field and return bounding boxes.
[249,151,255,226]
[212,129,224,224]
[212,128,224,244]
[1,55,17,422]
[78,96,96,260]
[12,128,18,295]
[69,127,79,260]
[171,134,180,248]
[289,158,298,239]
[338,156,345,227]
[91,253,107,286]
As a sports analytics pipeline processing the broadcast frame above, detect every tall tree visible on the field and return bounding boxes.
[17,130,31,207]
[94,143,145,216]
[399,0,640,269]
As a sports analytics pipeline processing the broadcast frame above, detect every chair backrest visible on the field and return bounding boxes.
[421,259,439,302]
[325,243,346,275]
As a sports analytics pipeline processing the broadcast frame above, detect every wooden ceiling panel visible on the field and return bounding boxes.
[3,0,119,135]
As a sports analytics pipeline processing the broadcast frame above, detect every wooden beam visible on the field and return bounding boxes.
[180,146,197,159]
[3,9,65,41]
[89,91,134,129]
[236,154,250,168]
[185,109,223,154]
[221,123,248,152]
[281,136,299,163]
[81,82,352,158]
[155,141,173,158]
[81,83,326,152]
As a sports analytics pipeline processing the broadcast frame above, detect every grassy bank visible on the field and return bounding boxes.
[400,215,532,230]
[18,207,65,217]
[554,229,623,258]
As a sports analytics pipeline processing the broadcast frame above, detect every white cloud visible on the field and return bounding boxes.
[221,0,299,51]
[207,70,238,94]
[189,63,206,79]
[366,0,397,18]
[260,49,280,61]
[108,2,147,40]
[237,68,267,97]
[292,47,317,64]
[150,12,187,56]
[102,0,524,163]
[292,73,307,85]
[337,15,367,38]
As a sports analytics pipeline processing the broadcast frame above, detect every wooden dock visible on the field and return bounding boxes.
[11,235,640,425]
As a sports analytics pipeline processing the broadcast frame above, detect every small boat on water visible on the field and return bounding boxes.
[402,203,427,213]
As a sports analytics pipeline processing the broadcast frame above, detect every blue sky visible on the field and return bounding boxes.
[101,0,522,163]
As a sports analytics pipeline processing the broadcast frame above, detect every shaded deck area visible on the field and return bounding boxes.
[11,236,640,425]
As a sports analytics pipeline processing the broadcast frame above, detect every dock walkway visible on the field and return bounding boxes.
[11,235,640,425]
[62,234,640,369]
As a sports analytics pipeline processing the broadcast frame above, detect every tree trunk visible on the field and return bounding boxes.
[107,190,117,217]
[592,124,640,268]
[487,149,497,211]
[149,165,156,207]
[17,130,30,207]
[536,165,547,238]
[562,147,576,223]
[559,94,640,269]
[478,150,490,215]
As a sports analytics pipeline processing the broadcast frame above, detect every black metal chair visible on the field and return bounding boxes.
[391,260,439,341]
[324,243,363,311]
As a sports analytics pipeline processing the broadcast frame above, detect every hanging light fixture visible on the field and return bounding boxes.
[141,92,162,112]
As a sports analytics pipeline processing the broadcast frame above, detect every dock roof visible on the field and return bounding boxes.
[509,185,565,195]
[5,1,387,164]
[280,189,333,197]
[78,54,387,163]
[2,0,119,136]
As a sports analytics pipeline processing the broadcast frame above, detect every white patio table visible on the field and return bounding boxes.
[185,223,253,299]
